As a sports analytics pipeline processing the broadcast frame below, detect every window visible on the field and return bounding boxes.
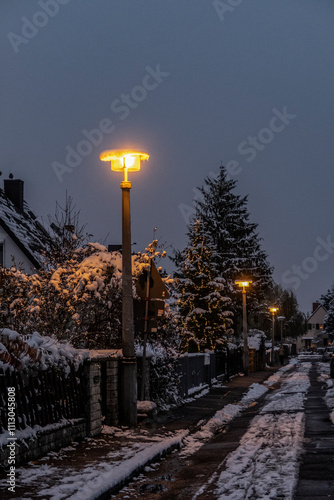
[308,324,312,330]
[316,324,320,330]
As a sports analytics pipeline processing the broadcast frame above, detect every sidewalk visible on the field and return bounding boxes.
[0,367,279,500]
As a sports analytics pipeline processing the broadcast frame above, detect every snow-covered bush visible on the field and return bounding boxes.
[248,329,266,351]
[0,328,85,373]
[0,244,123,348]
[137,341,181,411]
[0,237,176,351]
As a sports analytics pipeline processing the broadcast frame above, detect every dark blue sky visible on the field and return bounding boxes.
[1,1,334,313]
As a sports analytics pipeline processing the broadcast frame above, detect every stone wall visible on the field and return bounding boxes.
[104,357,120,426]
[85,360,102,437]
[0,419,86,467]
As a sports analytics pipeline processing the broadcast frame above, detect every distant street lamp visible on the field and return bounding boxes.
[235,280,252,376]
[269,307,279,366]
[100,148,149,426]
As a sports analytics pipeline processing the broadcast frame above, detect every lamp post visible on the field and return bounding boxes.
[278,316,285,342]
[235,280,252,376]
[269,307,278,366]
[100,148,149,426]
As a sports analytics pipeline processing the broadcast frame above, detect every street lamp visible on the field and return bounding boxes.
[235,280,252,376]
[278,316,285,342]
[269,307,279,366]
[100,148,149,426]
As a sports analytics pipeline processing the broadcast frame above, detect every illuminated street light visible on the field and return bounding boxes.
[100,148,149,426]
[269,307,279,366]
[235,280,252,376]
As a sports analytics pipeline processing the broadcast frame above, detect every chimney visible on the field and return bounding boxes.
[4,179,24,212]
[313,302,320,313]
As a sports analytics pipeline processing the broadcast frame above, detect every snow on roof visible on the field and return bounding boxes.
[0,188,51,268]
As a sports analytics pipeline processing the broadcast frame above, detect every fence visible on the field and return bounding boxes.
[0,364,86,434]
[176,348,245,398]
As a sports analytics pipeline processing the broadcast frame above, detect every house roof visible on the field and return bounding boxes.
[0,188,51,269]
[307,303,327,322]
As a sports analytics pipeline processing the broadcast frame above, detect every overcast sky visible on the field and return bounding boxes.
[1,1,334,314]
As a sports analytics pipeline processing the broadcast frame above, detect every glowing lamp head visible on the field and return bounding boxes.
[269,307,278,314]
[99,149,149,172]
[235,280,252,289]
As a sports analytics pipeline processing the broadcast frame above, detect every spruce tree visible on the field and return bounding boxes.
[321,284,334,336]
[179,165,273,334]
[176,219,233,351]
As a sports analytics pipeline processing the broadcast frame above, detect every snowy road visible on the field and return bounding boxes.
[112,359,333,500]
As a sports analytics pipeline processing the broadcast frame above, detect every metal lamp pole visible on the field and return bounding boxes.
[269,307,278,366]
[235,280,252,376]
[100,149,149,426]
[121,170,137,425]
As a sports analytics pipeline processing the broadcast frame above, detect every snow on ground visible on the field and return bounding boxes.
[41,433,187,500]
[2,358,323,500]
[0,367,286,500]
[212,363,310,500]
[179,376,280,458]
[0,429,188,500]
[215,412,304,500]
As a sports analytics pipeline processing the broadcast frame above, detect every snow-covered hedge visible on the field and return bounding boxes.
[0,242,172,350]
[0,328,85,374]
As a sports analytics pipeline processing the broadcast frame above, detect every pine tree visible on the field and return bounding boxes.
[278,288,306,338]
[193,165,273,329]
[320,284,334,311]
[176,219,233,352]
[321,283,334,336]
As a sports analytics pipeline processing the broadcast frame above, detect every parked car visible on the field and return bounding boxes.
[322,346,334,362]
[330,353,334,378]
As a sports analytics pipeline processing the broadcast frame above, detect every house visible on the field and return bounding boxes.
[305,302,328,348]
[0,178,51,273]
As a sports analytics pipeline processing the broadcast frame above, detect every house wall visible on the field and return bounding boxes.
[307,306,328,346]
[0,229,35,273]
[307,307,327,328]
